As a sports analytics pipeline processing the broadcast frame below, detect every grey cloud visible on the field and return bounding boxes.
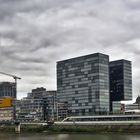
[0,0,82,20]
[0,0,140,98]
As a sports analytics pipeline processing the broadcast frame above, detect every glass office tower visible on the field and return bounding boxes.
[57,53,110,115]
[109,60,132,112]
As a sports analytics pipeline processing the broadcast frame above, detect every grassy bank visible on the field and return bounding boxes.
[0,125,15,132]
[0,124,47,133]
[0,124,140,134]
[48,124,140,134]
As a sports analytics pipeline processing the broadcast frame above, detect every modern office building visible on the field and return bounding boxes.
[57,53,110,115]
[27,87,47,98]
[109,60,132,112]
[16,87,58,122]
[0,82,16,98]
[43,96,68,121]
[57,102,68,120]
[16,98,43,122]
[43,91,57,121]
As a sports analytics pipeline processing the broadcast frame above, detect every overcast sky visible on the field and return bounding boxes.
[0,0,140,99]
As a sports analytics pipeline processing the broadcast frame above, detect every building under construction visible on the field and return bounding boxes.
[0,82,16,98]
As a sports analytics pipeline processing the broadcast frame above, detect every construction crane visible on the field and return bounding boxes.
[0,71,21,83]
[0,72,21,121]
[0,71,21,98]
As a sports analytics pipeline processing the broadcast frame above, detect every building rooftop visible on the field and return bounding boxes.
[57,52,109,63]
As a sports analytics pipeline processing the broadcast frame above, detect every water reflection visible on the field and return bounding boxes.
[0,134,139,140]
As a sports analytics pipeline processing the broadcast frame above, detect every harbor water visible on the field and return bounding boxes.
[0,133,139,140]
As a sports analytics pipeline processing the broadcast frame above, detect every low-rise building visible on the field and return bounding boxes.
[16,88,59,122]
[16,98,43,122]
[112,101,122,114]
[0,107,13,121]
[111,96,140,114]
[0,97,14,122]
[16,87,68,122]
[57,102,68,120]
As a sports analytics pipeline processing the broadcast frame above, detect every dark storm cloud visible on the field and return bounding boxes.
[0,0,140,98]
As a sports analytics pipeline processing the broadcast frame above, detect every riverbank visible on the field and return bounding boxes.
[0,124,46,133]
[0,123,140,134]
[48,124,140,134]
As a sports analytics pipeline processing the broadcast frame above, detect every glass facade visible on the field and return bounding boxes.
[109,60,132,112]
[0,82,16,98]
[57,53,110,115]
